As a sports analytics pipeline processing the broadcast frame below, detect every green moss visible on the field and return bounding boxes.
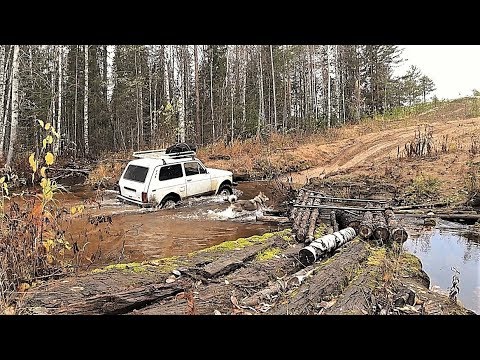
[366,247,387,266]
[92,256,183,274]
[92,262,147,274]
[198,229,291,254]
[314,223,327,238]
[399,252,422,272]
[255,247,282,261]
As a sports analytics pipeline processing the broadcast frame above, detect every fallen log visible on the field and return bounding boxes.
[290,189,306,221]
[306,199,321,243]
[335,210,361,234]
[241,265,315,307]
[273,240,369,315]
[54,283,184,315]
[359,211,374,239]
[299,227,357,266]
[385,209,408,243]
[330,210,339,233]
[306,194,388,204]
[393,201,451,211]
[256,214,291,223]
[294,204,386,211]
[202,240,275,278]
[296,197,314,243]
[372,212,389,244]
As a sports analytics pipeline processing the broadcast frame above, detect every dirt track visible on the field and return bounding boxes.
[287,116,480,185]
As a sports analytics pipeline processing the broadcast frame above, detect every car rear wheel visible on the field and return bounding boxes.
[218,184,233,197]
[161,195,178,209]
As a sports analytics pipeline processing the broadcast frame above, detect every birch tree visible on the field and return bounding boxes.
[6,45,20,166]
[0,45,5,159]
[54,46,63,155]
[84,45,89,156]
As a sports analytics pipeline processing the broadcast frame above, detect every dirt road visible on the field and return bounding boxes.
[287,117,480,185]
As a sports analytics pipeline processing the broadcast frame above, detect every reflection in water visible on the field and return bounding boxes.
[403,222,480,314]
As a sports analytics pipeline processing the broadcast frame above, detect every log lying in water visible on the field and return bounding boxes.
[256,214,291,223]
[299,227,357,266]
[385,209,408,243]
[372,212,389,244]
[359,211,374,239]
[289,189,305,221]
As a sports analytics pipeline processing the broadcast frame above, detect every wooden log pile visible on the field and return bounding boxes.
[289,188,409,265]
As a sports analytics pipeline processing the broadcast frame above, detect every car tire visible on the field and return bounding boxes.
[161,195,178,209]
[218,184,233,197]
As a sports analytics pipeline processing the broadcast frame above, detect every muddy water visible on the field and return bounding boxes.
[61,181,288,268]
[403,220,480,314]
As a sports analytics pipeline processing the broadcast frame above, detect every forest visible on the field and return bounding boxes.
[0,45,435,166]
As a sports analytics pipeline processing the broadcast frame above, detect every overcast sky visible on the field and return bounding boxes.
[394,45,480,100]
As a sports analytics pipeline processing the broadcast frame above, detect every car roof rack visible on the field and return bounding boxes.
[132,149,196,160]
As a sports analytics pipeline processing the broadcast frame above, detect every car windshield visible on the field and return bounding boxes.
[123,165,149,183]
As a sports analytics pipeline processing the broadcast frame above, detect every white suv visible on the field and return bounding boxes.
[117,146,235,208]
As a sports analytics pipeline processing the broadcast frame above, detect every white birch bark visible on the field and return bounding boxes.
[54,45,63,155]
[0,45,5,158]
[6,45,20,166]
[270,45,277,131]
[84,45,89,156]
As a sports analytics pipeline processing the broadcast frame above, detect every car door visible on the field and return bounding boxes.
[184,161,212,197]
[151,164,186,202]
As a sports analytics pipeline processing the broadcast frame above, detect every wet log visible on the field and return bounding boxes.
[53,283,184,315]
[290,189,306,221]
[256,214,291,223]
[335,210,361,233]
[393,201,450,210]
[273,240,369,315]
[372,212,389,244]
[306,199,321,243]
[359,211,374,239]
[241,265,316,307]
[202,240,275,278]
[385,209,408,243]
[299,227,357,266]
[294,204,386,211]
[296,197,314,243]
[330,210,339,233]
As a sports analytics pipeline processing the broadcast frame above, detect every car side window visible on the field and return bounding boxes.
[198,163,207,174]
[159,164,183,181]
[184,162,200,176]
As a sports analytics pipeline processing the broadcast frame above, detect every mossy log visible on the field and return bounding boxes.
[272,240,369,315]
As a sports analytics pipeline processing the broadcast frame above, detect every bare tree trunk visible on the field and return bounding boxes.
[210,47,214,141]
[270,45,277,131]
[177,46,186,143]
[54,45,63,155]
[84,45,89,156]
[241,46,247,134]
[153,61,158,146]
[0,45,5,159]
[74,46,78,159]
[194,45,200,145]
[149,54,153,146]
[327,46,331,128]
[258,46,265,137]
[6,45,19,167]
[163,45,171,103]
